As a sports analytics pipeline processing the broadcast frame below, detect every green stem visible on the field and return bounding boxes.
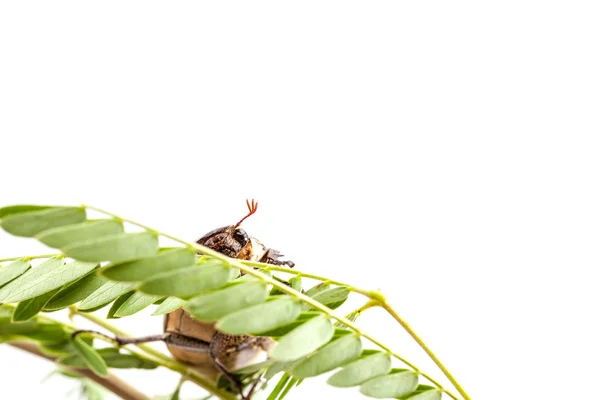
[0,253,63,263]
[85,204,464,400]
[246,263,468,399]
[381,301,470,400]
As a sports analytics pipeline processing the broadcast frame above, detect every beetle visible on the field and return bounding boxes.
[73,200,296,400]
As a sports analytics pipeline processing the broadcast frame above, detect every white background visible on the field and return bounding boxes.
[1,1,599,399]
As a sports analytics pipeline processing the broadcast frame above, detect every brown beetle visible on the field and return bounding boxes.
[75,200,295,399]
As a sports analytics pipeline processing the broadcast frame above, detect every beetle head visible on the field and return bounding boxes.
[195,199,257,259]
[195,199,294,267]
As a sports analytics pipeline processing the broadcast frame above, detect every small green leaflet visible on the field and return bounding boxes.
[100,248,196,282]
[63,232,159,263]
[0,206,86,237]
[0,205,51,219]
[115,292,163,317]
[359,369,419,398]
[106,291,135,319]
[0,260,31,288]
[78,281,137,311]
[139,261,232,298]
[45,273,108,311]
[327,351,392,387]
[216,297,302,335]
[185,281,268,322]
[82,380,107,400]
[0,259,97,303]
[36,219,124,249]
[258,312,320,337]
[59,348,158,370]
[21,323,67,343]
[307,287,350,310]
[398,385,442,400]
[270,314,334,361]
[12,288,61,321]
[152,297,187,316]
[290,334,362,378]
[72,336,108,377]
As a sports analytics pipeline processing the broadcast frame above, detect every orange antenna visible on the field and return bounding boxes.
[234,199,258,228]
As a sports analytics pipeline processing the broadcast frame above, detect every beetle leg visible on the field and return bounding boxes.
[259,248,295,268]
[72,330,168,346]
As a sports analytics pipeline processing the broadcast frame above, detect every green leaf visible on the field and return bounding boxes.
[152,297,187,316]
[185,281,268,322]
[0,260,31,288]
[327,351,392,387]
[115,292,163,317]
[290,334,362,378]
[0,207,86,237]
[272,374,299,400]
[45,273,108,311]
[289,275,302,292]
[0,319,38,335]
[36,219,124,249]
[258,312,320,337]
[359,370,418,398]
[0,205,52,219]
[22,323,67,343]
[308,287,350,310]
[106,291,135,319]
[139,261,232,298]
[72,336,108,377]
[59,348,158,369]
[82,380,106,400]
[270,275,302,296]
[265,360,299,380]
[216,297,302,335]
[398,385,442,400]
[270,314,334,361]
[266,373,292,400]
[101,248,196,282]
[63,232,159,263]
[304,282,330,297]
[12,288,60,321]
[78,281,137,311]
[0,259,97,303]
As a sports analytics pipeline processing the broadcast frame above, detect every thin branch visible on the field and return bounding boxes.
[8,341,151,400]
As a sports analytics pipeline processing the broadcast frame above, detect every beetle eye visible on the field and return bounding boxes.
[234,229,249,243]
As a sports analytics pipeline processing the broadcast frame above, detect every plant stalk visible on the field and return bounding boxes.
[9,341,151,400]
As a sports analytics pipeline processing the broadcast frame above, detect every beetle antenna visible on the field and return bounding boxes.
[234,199,258,228]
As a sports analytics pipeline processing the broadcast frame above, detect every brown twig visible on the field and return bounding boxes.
[8,341,151,400]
